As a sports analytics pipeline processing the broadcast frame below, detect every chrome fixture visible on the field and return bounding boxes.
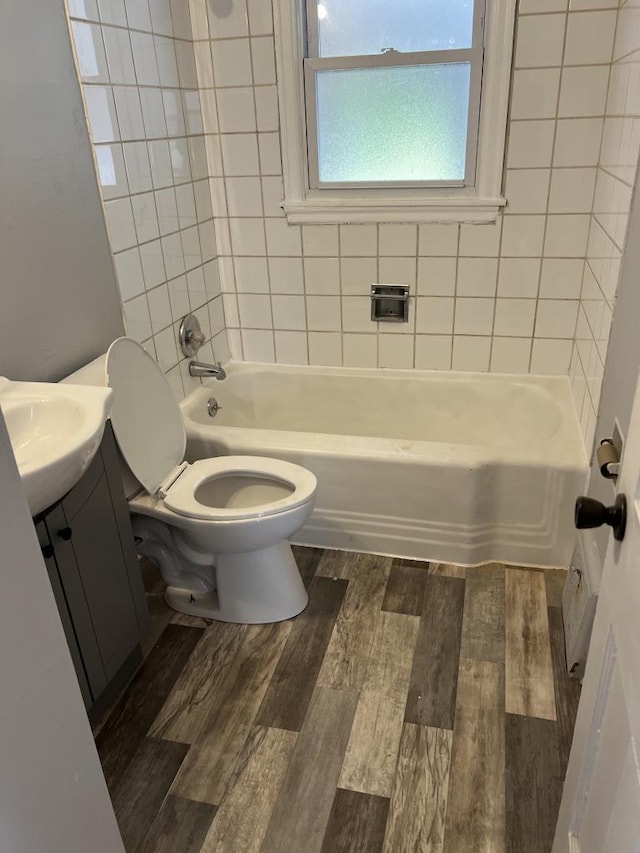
[371,284,409,322]
[179,313,206,357]
[189,361,227,380]
[207,397,223,417]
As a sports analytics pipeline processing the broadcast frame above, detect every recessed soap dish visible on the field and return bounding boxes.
[371,284,409,322]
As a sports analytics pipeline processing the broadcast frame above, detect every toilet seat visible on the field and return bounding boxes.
[163,456,317,521]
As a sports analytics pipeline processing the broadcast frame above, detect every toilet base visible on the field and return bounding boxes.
[164,587,220,620]
[165,540,309,624]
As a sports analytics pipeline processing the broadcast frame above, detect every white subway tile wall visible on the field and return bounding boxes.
[190,0,634,427]
[569,0,640,452]
[67,0,640,451]
[67,0,229,399]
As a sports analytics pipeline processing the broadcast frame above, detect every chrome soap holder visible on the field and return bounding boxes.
[371,284,409,322]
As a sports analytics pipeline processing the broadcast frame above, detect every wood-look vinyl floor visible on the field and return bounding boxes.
[97,548,580,853]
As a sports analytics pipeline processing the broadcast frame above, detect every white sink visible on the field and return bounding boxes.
[0,377,113,516]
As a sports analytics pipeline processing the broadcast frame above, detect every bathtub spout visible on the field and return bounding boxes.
[189,360,226,380]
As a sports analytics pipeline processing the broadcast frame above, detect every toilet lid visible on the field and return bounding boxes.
[106,337,186,494]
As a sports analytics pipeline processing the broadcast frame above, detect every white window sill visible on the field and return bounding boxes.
[281,195,507,224]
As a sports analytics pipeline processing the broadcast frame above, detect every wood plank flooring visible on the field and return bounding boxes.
[505,568,557,721]
[98,549,580,852]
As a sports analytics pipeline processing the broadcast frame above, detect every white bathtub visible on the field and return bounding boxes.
[181,362,588,568]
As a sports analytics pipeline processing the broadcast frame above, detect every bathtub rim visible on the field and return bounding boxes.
[180,361,588,470]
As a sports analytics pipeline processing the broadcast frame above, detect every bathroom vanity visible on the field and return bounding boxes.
[34,423,148,723]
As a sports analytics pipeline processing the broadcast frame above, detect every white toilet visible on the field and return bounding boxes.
[93,337,316,624]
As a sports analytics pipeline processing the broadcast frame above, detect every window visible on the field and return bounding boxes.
[274,0,516,223]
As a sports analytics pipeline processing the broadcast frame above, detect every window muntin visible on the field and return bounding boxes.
[304,0,485,189]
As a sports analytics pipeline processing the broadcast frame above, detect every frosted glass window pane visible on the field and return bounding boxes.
[316,64,471,183]
[316,0,474,57]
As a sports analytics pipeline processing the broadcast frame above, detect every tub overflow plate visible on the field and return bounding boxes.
[207,397,222,417]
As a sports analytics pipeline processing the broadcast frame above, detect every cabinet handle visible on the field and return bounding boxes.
[41,544,54,559]
[57,527,73,541]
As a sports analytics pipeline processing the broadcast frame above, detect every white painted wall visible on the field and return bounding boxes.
[0,0,123,382]
[0,409,123,852]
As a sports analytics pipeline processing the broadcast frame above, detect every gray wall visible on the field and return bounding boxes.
[588,180,640,560]
[0,0,123,382]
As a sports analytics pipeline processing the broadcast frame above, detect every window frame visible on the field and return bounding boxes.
[305,0,485,191]
[273,0,517,224]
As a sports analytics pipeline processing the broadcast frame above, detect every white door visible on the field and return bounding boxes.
[553,372,640,852]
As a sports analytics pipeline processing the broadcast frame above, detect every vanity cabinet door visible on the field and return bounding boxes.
[37,424,148,716]
[100,423,148,633]
[44,504,108,700]
[59,471,141,683]
[35,521,93,709]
